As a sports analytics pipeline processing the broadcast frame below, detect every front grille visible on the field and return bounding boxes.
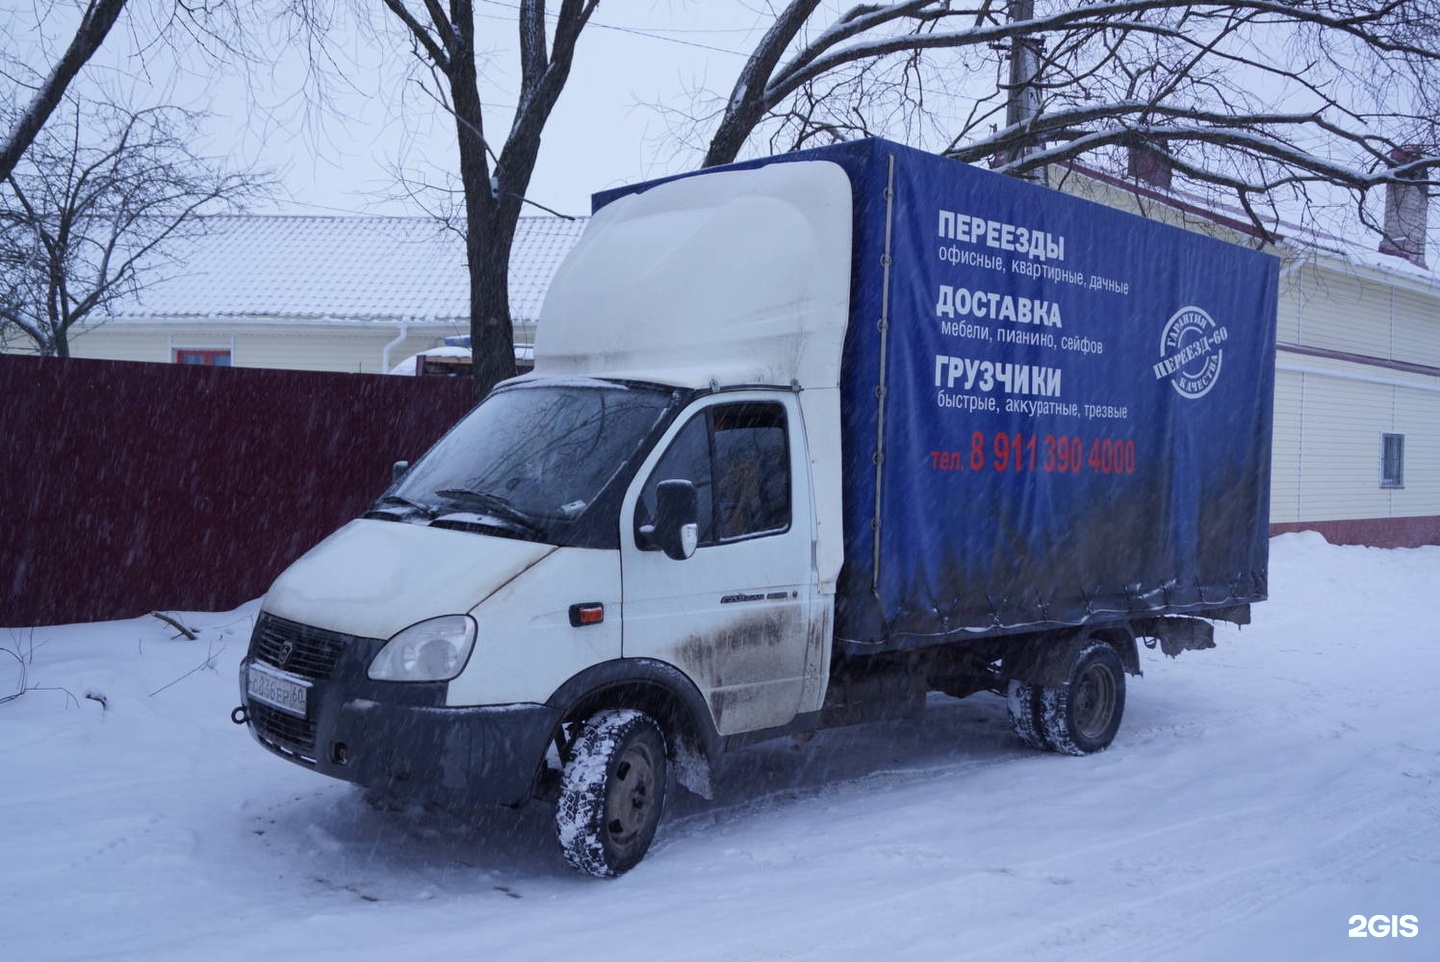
[251,614,351,680]
[250,701,318,754]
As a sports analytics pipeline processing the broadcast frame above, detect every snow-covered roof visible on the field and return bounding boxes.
[107,214,588,324]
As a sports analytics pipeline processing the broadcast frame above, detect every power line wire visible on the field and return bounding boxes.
[474,1,752,58]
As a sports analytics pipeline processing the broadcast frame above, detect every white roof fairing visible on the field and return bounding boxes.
[532,162,854,390]
[528,160,855,595]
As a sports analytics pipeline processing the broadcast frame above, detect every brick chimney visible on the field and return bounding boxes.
[1127,142,1172,191]
[1379,146,1428,269]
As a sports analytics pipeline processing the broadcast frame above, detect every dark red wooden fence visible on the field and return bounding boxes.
[1,355,474,626]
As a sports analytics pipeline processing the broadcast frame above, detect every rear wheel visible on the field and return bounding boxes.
[1038,641,1125,755]
[555,709,668,878]
[1006,680,1047,749]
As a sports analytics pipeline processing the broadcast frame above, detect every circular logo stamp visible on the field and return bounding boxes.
[1152,306,1228,399]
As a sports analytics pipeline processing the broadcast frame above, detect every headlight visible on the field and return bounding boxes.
[368,615,477,682]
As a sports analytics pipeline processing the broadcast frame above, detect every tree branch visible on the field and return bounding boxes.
[0,0,130,182]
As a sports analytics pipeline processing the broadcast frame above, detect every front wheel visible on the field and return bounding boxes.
[1037,641,1126,756]
[555,709,668,877]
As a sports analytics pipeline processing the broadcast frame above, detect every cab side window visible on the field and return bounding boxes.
[636,401,790,548]
[644,415,714,543]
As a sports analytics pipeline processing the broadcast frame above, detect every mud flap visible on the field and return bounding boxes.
[1133,617,1216,658]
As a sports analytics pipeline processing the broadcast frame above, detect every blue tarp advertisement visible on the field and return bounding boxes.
[823,140,1278,648]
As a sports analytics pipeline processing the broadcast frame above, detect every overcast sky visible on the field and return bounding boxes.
[7,1,782,218]
[6,0,1426,252]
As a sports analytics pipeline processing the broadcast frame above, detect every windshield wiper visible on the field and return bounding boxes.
[433,488,546,537]
[368,494,436,519]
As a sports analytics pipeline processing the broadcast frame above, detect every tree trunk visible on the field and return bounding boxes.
[465,220,517,400]
[447,0,516,401]
[379,0,595,399]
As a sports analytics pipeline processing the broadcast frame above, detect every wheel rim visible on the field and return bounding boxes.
[605,740,658,852]
[1073,662,1117,740]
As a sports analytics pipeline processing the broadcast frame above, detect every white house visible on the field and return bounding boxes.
[60,214,587,374]
[1064,159,1440,545]
[1270,248,1440,543]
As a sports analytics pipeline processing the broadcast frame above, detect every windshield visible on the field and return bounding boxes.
[384,380,674,541]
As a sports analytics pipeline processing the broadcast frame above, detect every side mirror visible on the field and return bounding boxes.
[640,479,698,561]
[392,460,410,484]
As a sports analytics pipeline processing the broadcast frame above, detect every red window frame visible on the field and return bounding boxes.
[174,349,232,367]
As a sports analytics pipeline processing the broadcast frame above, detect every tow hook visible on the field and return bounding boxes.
[231,706,249,725]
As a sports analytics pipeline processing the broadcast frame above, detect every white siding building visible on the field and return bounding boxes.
[55,215,587,375]
[1272,255,1440,542]
[1065,162,1440,545]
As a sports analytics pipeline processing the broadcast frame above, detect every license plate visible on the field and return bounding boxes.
[247,662,310,718]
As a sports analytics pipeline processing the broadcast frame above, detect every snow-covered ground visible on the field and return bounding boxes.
[3,533,1435,960]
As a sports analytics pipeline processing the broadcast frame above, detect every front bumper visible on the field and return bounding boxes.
[238,614,559,809]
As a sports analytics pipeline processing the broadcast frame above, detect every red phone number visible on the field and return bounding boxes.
[931,432,1137,475]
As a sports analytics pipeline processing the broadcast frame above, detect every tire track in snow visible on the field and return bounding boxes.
[962,775,1436,960]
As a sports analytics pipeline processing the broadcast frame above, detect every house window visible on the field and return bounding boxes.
[1381,433,1405,489]
[175,349,232,367]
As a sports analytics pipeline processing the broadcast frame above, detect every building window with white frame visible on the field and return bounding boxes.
[1381,433,1405,489]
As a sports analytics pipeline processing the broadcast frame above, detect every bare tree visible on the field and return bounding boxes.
[359,0,598,398]
[0,101,269,357]
[692,1,1440,243]
[1,0,246,182]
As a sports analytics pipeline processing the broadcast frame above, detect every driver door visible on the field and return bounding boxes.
[620,393,821,736]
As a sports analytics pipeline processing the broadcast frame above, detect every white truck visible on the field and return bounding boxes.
[236,139,1278,876]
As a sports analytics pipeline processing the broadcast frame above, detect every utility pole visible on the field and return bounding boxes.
[1005,0,1043,181]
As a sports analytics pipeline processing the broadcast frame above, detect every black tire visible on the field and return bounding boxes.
[1006,679,1048,749]
[555,709,668,878]
[1037,641,1125,756]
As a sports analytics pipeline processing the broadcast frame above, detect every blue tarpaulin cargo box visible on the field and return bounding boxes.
[814,140,1277,650]
[597,138,1278,653]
